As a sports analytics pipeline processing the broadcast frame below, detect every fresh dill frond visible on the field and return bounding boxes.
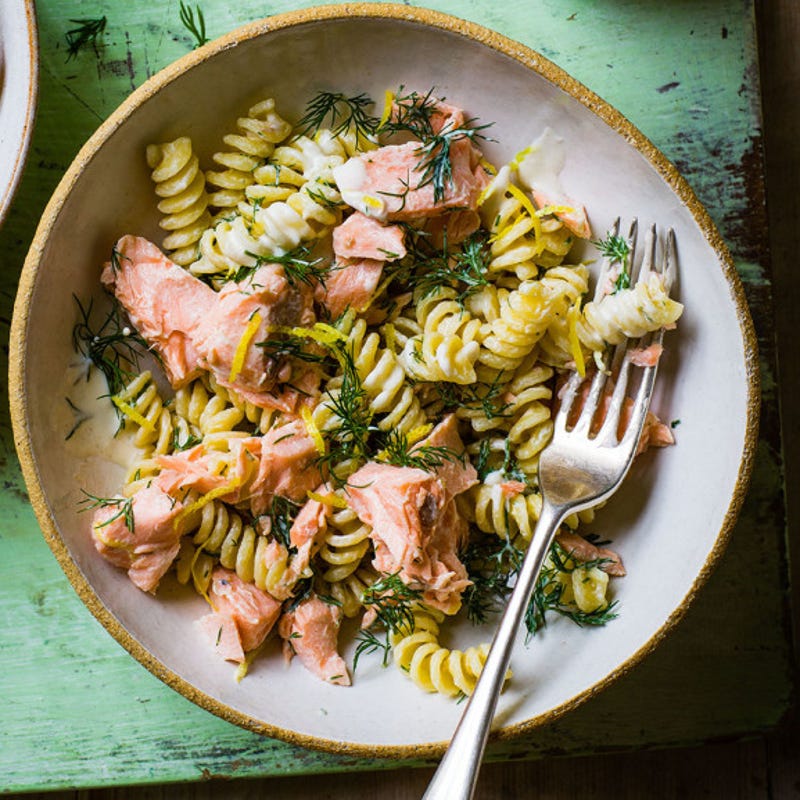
[524,540,619,639]
[353,572,423,671]
[374,428,464,472]
[314,345,374,485]
[72,295,147,397]
[594,232,631,293]
[179,1,209,49]
[382,87,493,204]
[78,490,135,532]
[64,16,107,61]
[171,428,202,452]
[267,495,300,552]
[299,91,379,139]
[594,232,630,263]
[257,335,333,367]
[461,533,523,625]
[436,372,511,423]
[235,246,330,289]
[413,230,491,305]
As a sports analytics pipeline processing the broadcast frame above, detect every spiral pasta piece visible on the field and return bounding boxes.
[173,377,246,440]
[146,137,211,266]
[205,98,293,215]
[398,288,483,384]
[578,272,683,349]
[476,279,557,374]
[478,165,574,279]
[113,370,174,456]
[318,502,372,583]
[390,607,500,697]
[317,565,378,619]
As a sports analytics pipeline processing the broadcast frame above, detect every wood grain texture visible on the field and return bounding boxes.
[0,0,795,795]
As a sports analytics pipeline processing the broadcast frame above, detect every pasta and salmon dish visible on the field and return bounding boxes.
[73,88,683,697]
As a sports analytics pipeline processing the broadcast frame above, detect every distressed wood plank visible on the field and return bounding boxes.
[0,0,790,793]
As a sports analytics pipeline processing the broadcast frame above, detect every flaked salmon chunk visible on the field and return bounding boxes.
[278,594,350,686]
[332,211,406,262]
[91,482,187,593]
[103,235,314,408]
[334,137,490,222]
[197,566,282,663]
[316,257,384,319]
[155,420,324,516]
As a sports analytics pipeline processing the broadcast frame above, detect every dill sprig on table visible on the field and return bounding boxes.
[179,1,209,49]
[64,16,107,61]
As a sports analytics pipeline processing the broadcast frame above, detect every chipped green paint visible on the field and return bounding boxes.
[0,0,788,792]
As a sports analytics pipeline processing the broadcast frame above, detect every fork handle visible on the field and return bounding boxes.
[422,500,566,800]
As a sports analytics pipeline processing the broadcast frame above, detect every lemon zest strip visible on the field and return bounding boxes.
[229,311,263,383]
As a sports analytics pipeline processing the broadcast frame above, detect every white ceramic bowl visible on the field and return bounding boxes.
[9,4,758,757]
[0,0,38,226]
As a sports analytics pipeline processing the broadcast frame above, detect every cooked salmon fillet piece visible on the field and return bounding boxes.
[413,414,478,503]
[335,137,490,222]
[246,420,325,514]
[103,235,315,408]
[346,437,477,613]
[101,235,213,386]
[156,421,324,516]
[316,257,385,319]
[197,566,282,662]
[278,594,350,685]
[332,211,406,262]
[91,483,187,592]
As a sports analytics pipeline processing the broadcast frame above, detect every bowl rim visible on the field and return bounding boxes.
[8,1,761,759]
[0,0,39,227]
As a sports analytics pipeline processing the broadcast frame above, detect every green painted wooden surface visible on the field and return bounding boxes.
[0,0,789,792]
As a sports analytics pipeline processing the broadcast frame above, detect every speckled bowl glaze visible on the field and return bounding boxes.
[9,4,758,757]
[0,0,38,226]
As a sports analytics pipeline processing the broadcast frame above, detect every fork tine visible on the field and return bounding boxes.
[638,224,656,282]
[619,331,662,449]
[594,340,636,445]
[553,369,584,434]
[661,227,677,292]
[571,358,610,436]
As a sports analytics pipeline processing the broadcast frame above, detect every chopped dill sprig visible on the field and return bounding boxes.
[314,346,373,484]
[382,87,493,204]
[78,490,135,532]
[374,428,464,472]
[299,91,379,139]
[179,1,209,49]
[353,572,422,670]
[461,533,523,625]
[594,232,631,293]
[436,372,511,423]
[71,295,147,397]
[171,428,202,452]
[413,230,492,305]
[525,540,619,639]
[234,246,330,289]
[267,495,301,552]
[64,16,107,60]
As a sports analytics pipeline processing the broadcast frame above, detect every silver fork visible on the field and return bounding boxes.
[422,220,677,800]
